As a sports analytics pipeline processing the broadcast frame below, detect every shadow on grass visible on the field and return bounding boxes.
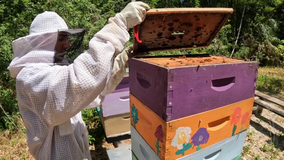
[82,108,109,160]
[250,116,284,151]
[88,119,109,160]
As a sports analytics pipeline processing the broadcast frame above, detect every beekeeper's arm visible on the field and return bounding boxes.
[101,45,133,96]
[85,45,134,109]
[43,2,150,127]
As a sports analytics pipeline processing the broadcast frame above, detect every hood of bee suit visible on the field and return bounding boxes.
[7,11,69,78]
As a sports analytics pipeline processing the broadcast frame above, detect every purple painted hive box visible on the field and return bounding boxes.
[101,76,130,117]
[129,55,259,121]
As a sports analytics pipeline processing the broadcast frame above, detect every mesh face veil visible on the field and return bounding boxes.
[54,29,85,64]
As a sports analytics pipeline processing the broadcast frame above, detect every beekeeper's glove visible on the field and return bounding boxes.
[121,44,135,58]
[119,2,150,30]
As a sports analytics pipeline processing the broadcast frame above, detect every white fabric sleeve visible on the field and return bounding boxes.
[101,50,129,96]
[84,50,129,109]
[42,14,130,126]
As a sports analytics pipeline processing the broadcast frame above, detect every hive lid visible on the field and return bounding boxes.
[133,8,233,55]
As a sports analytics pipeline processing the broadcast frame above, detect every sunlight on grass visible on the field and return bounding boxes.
[0,128,34,160]
[256,67,284,100]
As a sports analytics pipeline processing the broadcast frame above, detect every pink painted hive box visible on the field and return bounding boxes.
[129,55,258,121]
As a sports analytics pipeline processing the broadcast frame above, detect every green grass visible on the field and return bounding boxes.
[256,67,284,100]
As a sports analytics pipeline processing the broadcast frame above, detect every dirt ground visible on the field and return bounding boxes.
[241,108,284,160]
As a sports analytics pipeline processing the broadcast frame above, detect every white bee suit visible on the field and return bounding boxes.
[7,10,132,160]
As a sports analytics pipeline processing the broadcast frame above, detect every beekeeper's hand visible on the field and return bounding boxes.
[122,44,135,58]
[119,2,150,30]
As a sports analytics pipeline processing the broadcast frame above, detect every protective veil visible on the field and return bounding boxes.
[54,28,86,64]
[8,11,130,160]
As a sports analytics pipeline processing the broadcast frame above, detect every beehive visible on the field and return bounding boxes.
[129,8,258,160]
[100,75,131,141]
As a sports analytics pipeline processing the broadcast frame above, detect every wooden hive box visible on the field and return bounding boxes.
[130,93,254,160]
[131,125,247,160]
[101,76,130,117]
[100,112,130,140]
[100,73,131,140]
[129,55,258,121]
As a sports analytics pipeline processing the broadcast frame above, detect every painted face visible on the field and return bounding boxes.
[54,31,70,63]
[177,131,187,145]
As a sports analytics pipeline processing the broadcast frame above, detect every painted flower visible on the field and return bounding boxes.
[231,107,242,125]
[171,127,192,150]
[131,104,139,126]
[155,125,164,155]
[191,128,209,150]
[155,125,164,143]
[241,112,249,125]
[240,112,250,131]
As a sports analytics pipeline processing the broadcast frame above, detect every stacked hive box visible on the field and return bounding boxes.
[100,70,131,142]
[129,8,259,160]
[129,56,258,160]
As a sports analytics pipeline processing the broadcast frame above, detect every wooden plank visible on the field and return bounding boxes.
[254,98,284,117]
[255,90,284,108]
[130,93,254,160]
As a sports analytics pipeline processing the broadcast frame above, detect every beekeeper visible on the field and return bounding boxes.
[7,2,150,160]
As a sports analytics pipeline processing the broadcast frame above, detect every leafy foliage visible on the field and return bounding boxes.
[81,108,105,145]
